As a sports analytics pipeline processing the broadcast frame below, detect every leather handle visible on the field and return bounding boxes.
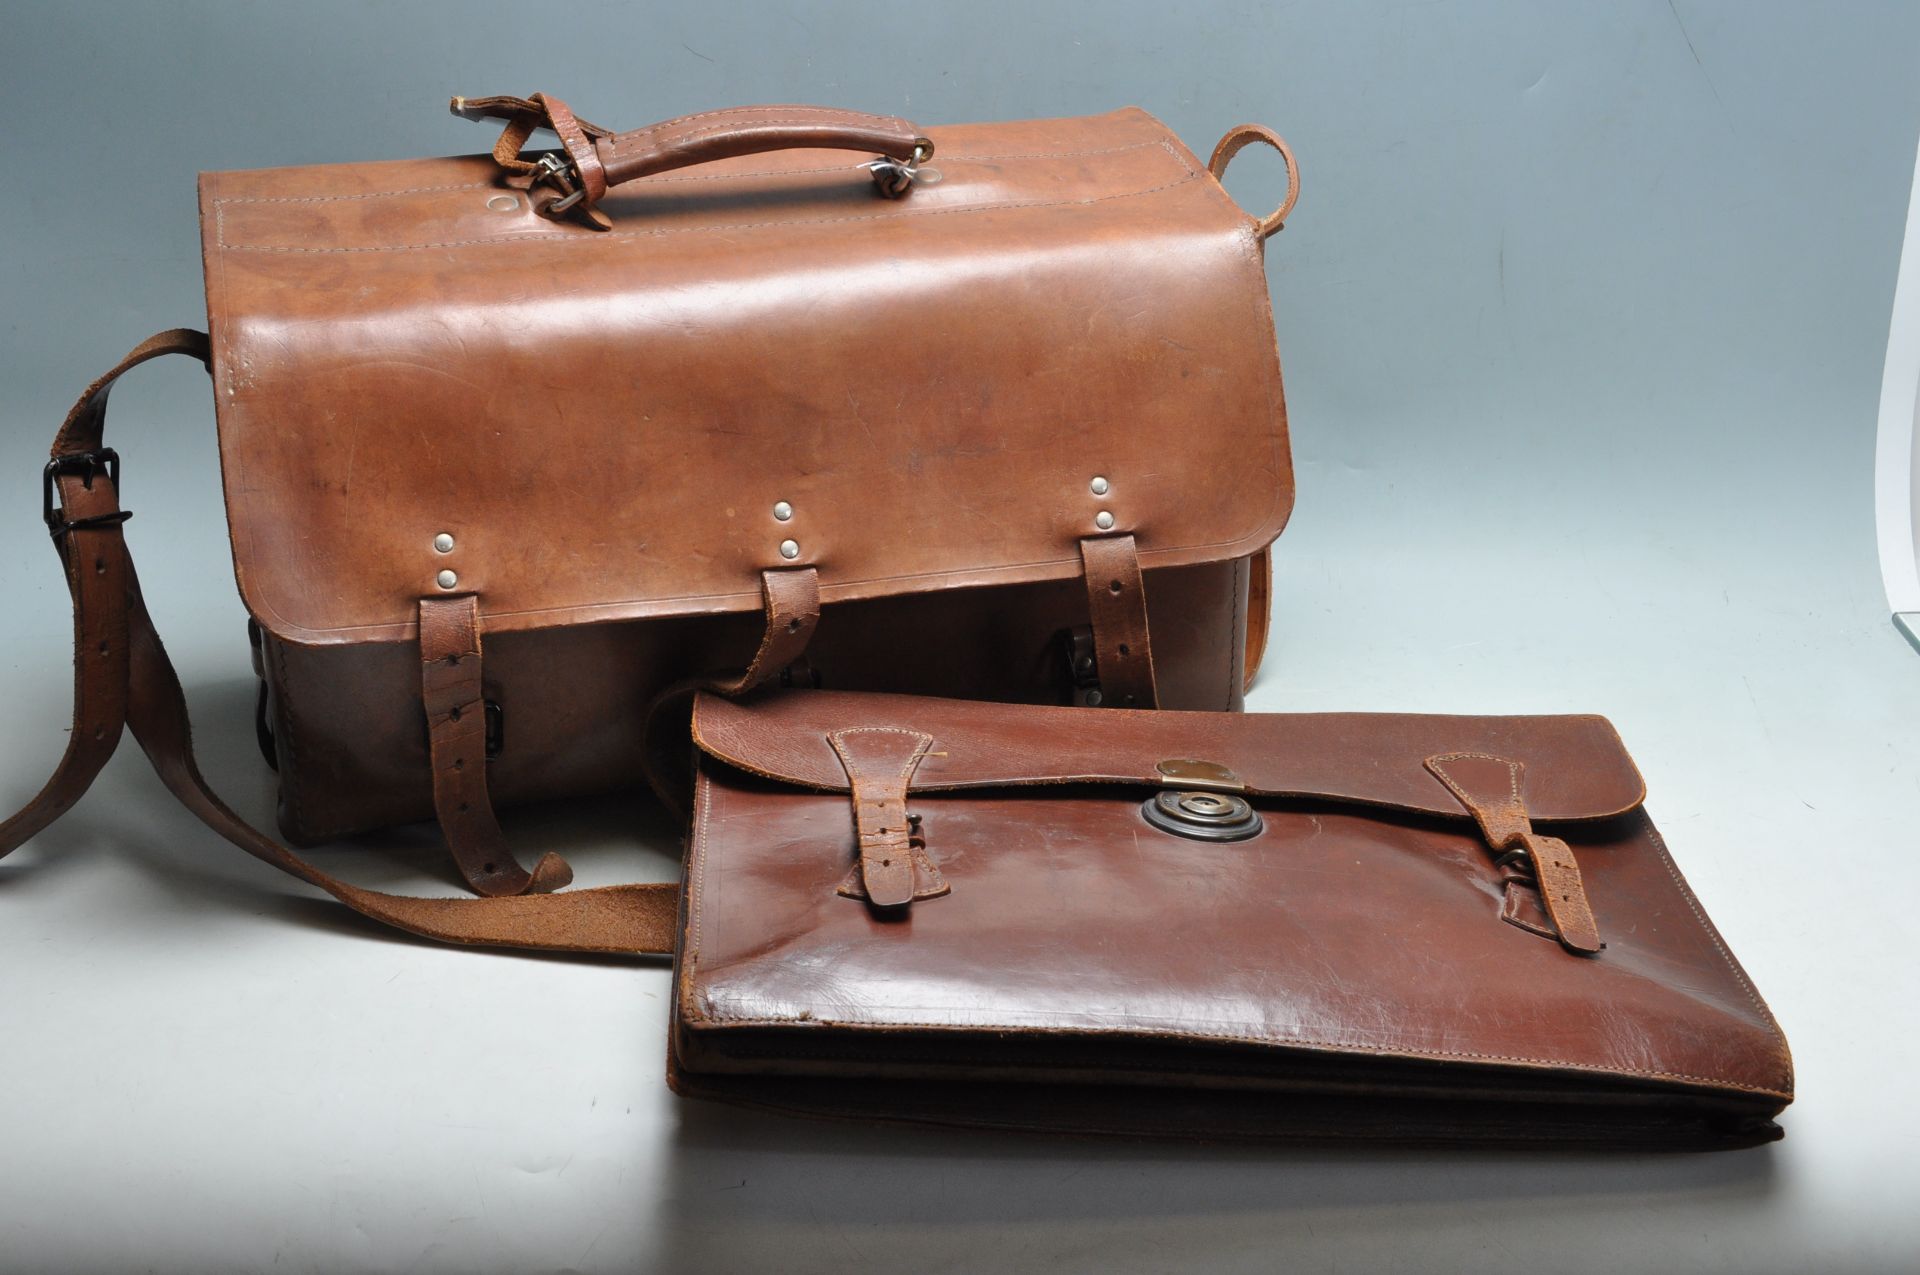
[596,105,923,186]
[454,95,928,227]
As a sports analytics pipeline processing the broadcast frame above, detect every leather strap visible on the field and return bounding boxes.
[419,595,572,897]
[1424,753,1604,954]
[827,726,936,910]
[639,567,822,815]
[1079,534,1159,709]
[1,331,679,955]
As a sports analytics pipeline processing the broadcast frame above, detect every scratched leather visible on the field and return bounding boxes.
[201,108,1291,646]
[691,689,1646,821]
[677,753,1793,1115]
[264,560,1249,842]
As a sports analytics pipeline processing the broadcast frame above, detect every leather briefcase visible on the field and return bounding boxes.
[7,94,1300,900]
[672,690,1793,1149]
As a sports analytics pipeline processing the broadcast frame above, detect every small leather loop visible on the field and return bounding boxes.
[1207,124,1299,241]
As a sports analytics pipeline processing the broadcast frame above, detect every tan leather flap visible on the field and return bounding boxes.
[691,690,1647,823]
[201,108,1290,645]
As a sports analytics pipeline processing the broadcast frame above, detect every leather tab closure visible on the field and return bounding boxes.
[419,596,572,898]
[708,568,820,697]
[827,726,939,912]
[1424,752,1603,955]
[1079,534,1158,709]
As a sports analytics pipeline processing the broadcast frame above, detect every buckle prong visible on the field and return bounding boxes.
[43,448,125,537]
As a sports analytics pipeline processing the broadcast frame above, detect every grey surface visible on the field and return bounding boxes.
[3,2,1918,1272]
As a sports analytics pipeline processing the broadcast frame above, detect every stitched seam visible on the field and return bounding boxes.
[211,182,496,205]
[1641,809,1786,1049]
[1426,752,1524,821]
[613,116,908,152]
[215,169,1206,253]
[610,106,899,150]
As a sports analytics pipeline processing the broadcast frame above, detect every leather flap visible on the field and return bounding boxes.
[691,690,1646,823]
[200,108,1290,644]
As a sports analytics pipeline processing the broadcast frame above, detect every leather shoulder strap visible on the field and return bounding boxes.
[1,332,678,956]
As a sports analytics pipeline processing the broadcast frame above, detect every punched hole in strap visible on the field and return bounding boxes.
[1078,534,1159,709]
[1423,752,1604,955]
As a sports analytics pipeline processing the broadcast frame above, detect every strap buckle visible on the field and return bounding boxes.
[43,448,129,538]
[529,152,586,216]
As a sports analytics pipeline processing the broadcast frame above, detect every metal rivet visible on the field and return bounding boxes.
[436,569,458,589]
[486,195,519,212]
[1090,476,1110,496]
[773,501,793,521]
[1094,511,1116,530]
[779,539,800,560]
[1085,689,1105,706]
[433,533,455,553]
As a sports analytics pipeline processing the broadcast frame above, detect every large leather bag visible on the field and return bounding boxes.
[674,690,1794,1149]
[6,96,1300,903]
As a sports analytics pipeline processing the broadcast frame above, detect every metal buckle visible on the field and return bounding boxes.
[867,137,938,199]
[530,152,585,215]
[43,448,126,537]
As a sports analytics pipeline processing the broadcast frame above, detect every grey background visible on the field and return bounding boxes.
[3,2,1918,1272]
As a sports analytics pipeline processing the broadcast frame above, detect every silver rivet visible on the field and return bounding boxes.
[773,501,793,521]
[779,539,800,560]
[1086,689,1105,706]
[487,195,519,212]
[433,533,455,553]
[436,569,458,589]
[1090,476,1110,496]
[1094,511,1115,530]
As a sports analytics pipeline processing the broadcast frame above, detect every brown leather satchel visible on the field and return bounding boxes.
[674,690,1793,1148]
[3,95,1298,904]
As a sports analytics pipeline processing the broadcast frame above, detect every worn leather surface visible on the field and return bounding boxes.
[674,689,1791,1146]
[418,594,572,896]
[198,107,1290,645]
[265,558,1248,842]
[691,689,1645,819]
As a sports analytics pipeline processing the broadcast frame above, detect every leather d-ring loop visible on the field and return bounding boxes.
[1207,124,1299,241]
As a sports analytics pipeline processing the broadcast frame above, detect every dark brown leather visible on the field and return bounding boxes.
[827,725,938,909]
[419,595,571,896]
[1079,534,1159,708]
[673,689,1793,1148]
[1426,751,1603,954]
